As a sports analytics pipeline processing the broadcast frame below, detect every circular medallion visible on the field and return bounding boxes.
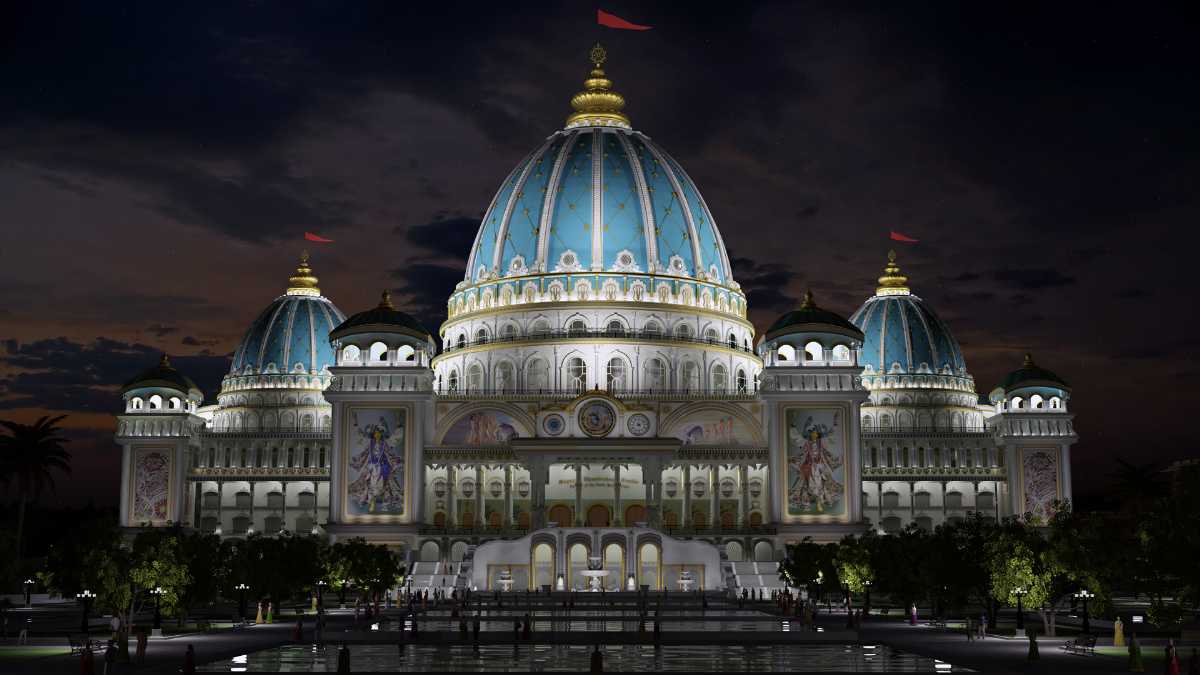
[542,413,565,436]
[626,413,651,436]
[578,400,616,437]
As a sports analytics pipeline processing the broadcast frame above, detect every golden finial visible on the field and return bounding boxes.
[566,43,631,129]
[379,289,395,309]
[800,289,815,310]
[1023,353,1035,368]
[876,249,910,296]
[159,354,171,368]
[286,251,321,296]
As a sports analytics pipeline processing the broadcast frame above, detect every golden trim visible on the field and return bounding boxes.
[431,336,763,368]
[432,401,537,446]
[339,404,413,523]
[778,403,853,524]
[441,299,754,336]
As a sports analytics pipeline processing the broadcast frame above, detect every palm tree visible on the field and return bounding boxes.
[0,415,72,564]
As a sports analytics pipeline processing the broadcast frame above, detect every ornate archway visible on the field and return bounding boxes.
[586,504,611,527]
[624,504,646,525]
[548,504,573,527]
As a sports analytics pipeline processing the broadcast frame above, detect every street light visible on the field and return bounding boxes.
[76,590,96,634]
[1013,587,1027,634]
[1074,589,1095,635]
[23,578,35,608]
[150,586,165,633]
[235,583,250,621]
[316,580,327,611]
[339,579,348,609]
[863,580,873,621]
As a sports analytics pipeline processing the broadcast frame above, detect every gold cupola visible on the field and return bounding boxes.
[876,249,911,296]
[286,251,321,296]
[565,44,631,129]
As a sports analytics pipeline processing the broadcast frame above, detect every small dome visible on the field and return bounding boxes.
[1001,353,1069,392]
[331,290,432,341]
[229,253,346,376]
[766,291,863,341]
[849,251,968,376]
[122,354,200,396]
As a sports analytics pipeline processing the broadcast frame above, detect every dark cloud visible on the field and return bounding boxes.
[397,217,479,261]
[1115,287,1152,300]
[146,324,178,338]
[390,263,463,336]
[729,255,798,322]
[181,336,219,347]
[992,269,1076,291]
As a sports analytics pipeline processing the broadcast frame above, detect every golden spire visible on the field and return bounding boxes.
[379,289,395,309]
[286,250,321,296]
[799,289,815,310]
[565,43,631,129]
[876,249,911,296]
[159,354,172,368]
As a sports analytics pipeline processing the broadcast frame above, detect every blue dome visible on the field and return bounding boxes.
[849,252,968,377]
[229,255,346,376]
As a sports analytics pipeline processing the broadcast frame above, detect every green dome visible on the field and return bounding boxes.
[766,291,863,340]
[331,290,431,340]
[1001,353,1069,391]
[122,354,200,395]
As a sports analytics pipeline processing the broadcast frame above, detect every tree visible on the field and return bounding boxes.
[0,415,72,568]
[779,537,839,609]
[176,530,231,625]
[836,532,875,613]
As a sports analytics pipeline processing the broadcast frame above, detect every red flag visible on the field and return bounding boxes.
[890,231,919,243]
[598,9,652,30]
[304,232,334,243]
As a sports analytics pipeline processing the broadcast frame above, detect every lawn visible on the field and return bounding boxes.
[0,646,70,659]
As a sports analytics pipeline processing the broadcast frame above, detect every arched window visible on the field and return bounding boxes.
[644,358,668,391]
[711,364,728,392]
[447,369,460,392]
[568,319,588,337]
[526,358,550,390]
[804,341,823,362]
[475,328,488,344]
[342,344,360,363]
[168,397,181,410]
[456,334,467,349]
[777,344,796,363]
[369,341,388,362]
[500,324,518,340]
[130,397,143,410]
[736,368,748,393]
[674,323,693,339]
[1049,396,1062,409]
[606,357,627,391]
[397,345,415,362]
[531,319,550,338]
[704,328,718,344]
[1030,394,1044,409]
[728,333,737,349]
[467,364,484,391]
[1011,396,1023,410]
[681,361,700,391]
[149,394,163,410]
[495,362,515,392]
[643,321,662,338]
[832,345,850,362]
[606,320,625,336]
[567,357,587,392]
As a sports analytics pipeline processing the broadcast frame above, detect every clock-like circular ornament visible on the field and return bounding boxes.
[578,400,616,437]
[626,413,651,436]
[542,413,565,436]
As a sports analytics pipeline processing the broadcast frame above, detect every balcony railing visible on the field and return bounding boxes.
[435,386,758,399]
[439,329,757,355]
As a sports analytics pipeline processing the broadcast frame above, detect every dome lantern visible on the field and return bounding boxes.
[565,44,631,130]
[876,249,910,296]
[286,251,321,297]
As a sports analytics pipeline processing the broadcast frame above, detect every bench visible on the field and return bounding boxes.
[1061,634,1097,655]
[68,635,105,655]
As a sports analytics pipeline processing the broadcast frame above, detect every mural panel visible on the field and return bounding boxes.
[132,447,170,522]
[346,408,407,517]
[670,409,756,445]
[1021,449,1059,523]
[785,408,846,517]
[443,410,522,445]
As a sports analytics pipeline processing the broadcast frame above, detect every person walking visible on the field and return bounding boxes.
[979,612,987,640]
[102,640,116,675]
[1113,616,1125,647]
[109,615,121,642]
[80,641,96,675]
[590,644,603,673]
[181,645,196,675]
[1166,639,1181,675]
[336,644,350,674]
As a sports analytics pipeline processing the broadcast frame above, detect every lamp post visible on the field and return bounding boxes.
[76,590,95,634]
[339,579,348,609]
[150,586,165,635]
[1074,589,1094,635]
[235,583,250,621]
[316,580,327,612]
[23,578,34,608]
[1013,587,1027,636]
[863,580,873,621]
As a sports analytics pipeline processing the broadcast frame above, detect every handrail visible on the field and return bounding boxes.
[441,328,757,355]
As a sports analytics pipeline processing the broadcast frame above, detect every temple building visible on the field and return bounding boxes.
[113,46,1078,593]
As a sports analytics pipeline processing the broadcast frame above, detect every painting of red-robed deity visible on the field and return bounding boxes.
[347,409,406,516]
[670,410,756,445]
[1022,449,1059,524]
[132,448,170,522]
[785,409,846,517]
[442,410,522,445]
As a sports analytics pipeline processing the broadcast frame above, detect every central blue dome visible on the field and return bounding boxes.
[229,254,346,377]
[464,127,733,287]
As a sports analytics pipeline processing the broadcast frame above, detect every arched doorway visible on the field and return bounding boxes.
[624,504,646,525]
[691,508,707,527]
[663,511,678,528]
[568,543,589,590]
[460,509,474,528]
[548,504,572,527]
[603,543,623,590]
[517,511,531,529]
[450,541,469,562]
[638,542,661,590]
[749,511,763,527]
[419,541,440,562]
[726,541,744,562]
[433,512,446,528]
[720,511,735,529]
[753,541,774,562]
[489,512,502,529]
[532,543,555,590]
[586,504,611,527]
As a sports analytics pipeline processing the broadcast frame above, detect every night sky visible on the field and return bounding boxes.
[2,2,1197,506]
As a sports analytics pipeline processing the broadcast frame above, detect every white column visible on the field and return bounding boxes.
[613,464,622,526]
[682,465,692,528]
[709,465,719,528]
[738,465,750,527]
[575,464,584,526]
[504,465,514,527]
[475,464,484,527]
[447,466,458,527]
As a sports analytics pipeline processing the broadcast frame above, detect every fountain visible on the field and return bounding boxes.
[496,568,514,592]
[579,556,610,592]
[677,569,696,592]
